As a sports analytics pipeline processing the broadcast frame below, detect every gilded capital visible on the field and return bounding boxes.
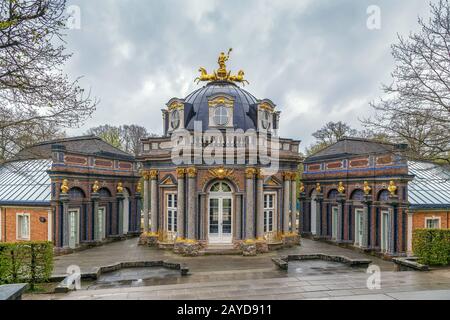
[256,168,264,179]
[149,170,158,180]
[245,167,257,179]
[176,168,186,178]
[283,171,291,181]
[291,172,298,181]
[141,170,150,180]
[186,167,197,178]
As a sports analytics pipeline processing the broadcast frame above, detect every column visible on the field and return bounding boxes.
[256,169,264,239]
[362,194,371,249]
[282,172,291,233]
[60,194,69,248]
[176,168,185,238]
[315,192,323,237]
[134,190,142,233]
[143,171,150,232]
[117,191,124,235]
[407,210,413,256]
[337,194,345,242]
[245,168,256,239]
[299,191,307,233]
[388,194,399,255]
[92,192,99,240]
[291,172,297,234]
[149,170,158,233]
[186,167,197,240]
[235,194,242,240]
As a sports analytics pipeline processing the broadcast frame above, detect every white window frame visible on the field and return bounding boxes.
[166,193,178,233]
[97,206,107,240]
[425,216,441,229]
[16,213,31,241]
[263,192,277,233]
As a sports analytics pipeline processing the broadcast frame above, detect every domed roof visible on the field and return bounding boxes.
[184,81,259,131]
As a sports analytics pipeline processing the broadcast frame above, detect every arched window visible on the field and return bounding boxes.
[210,182,232,193]
[213,106,229,126]
[350,189,364,201]
[98,187,112,198]
[378,190,390,202]
[328,189,339,200]
[69,187,85,200]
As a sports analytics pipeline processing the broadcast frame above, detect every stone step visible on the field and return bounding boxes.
[201,245,242,256]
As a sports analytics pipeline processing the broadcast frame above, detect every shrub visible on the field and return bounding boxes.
[413,229,450,266]
[0,241,53,290]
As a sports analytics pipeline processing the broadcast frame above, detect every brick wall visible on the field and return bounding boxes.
[1,207,51,242]
[412,211,450,229]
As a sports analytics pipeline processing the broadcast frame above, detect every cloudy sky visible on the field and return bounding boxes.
[64,0,432,150]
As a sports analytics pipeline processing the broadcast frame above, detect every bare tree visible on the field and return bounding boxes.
[0,0,97,161]
[312,121,358,145]
[363,0,450,164]
[86,124,153,156]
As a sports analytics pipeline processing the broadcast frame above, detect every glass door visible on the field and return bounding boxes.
[332,207,338,240]
[208,196,233,244]
[68,209,79,249]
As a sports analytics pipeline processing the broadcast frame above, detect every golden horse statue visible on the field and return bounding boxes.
[229,70,249,86]
[194,67,217,84]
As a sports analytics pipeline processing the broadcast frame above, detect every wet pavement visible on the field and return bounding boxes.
[23,238,450,300]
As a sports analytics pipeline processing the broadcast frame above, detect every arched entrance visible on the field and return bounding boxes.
[208,181,233,244]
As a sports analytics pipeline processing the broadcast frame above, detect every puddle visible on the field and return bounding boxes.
[287,260,367,276]
[87,267,183,290]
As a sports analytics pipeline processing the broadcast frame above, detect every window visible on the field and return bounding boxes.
[171,110,180,129]
[17,213,30,240]
[264,193,276,233]
[167,193,177,232]
[213,105,229,126]
[210,182,231,193]
[261,110,270,129]
[425,217,440,229]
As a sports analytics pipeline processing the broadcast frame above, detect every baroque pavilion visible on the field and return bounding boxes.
[138,50,302,254]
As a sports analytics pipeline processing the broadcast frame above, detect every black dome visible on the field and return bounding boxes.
[184,81,259,131]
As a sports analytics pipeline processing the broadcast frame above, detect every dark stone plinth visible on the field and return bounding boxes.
[272,253,372,271]
[255,240,269,253]
[393,257,430,271]
[173,240,201,256]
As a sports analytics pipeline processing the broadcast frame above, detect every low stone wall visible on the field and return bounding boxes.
[272,253,372,270]
[393,257,429,271]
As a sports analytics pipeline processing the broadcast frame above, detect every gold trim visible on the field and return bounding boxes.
[363,181,372,195]
[245,167,257,179]
[316,183,322,193]
[117,182,124,193]
[259,102,274,112]
[208,166,234,179]
[92,181,100,193]
[388,180,397,196]
[149,170,158,180]
[208,96,234,108]
[168,101,184,111]
[176,168,186,178]
[186,167,197,178]
[338,182,345,194]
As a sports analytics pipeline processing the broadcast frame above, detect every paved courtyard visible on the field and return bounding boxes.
[24,238,450,300]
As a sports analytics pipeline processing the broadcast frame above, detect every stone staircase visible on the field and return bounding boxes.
[200,244,242,256]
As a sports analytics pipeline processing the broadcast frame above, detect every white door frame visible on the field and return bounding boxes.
[331,206,338,240]
[381,210,389,253]
[97,206,106,240]
[68,208,80,249]
[354,208,364,247]
[208,193,233,244]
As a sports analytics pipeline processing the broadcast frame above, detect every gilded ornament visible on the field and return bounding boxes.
[136,183,142,193]
[176,168,186,178]
[149,170,158,180]
[61,179,69,194]
[92,181,100,193]
[316,183,322,193]
[299,182,305,193]
[194,49,249,85]
[388,180,397,196]
[363,181,372,195]
[245,167,257,179]
[337,182,345,194]
[186,167,197,178]
[209,166,234,179]
[117,182,124,193]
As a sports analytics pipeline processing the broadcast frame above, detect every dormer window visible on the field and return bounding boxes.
[214,105,229,126]
[171,110,180,129]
